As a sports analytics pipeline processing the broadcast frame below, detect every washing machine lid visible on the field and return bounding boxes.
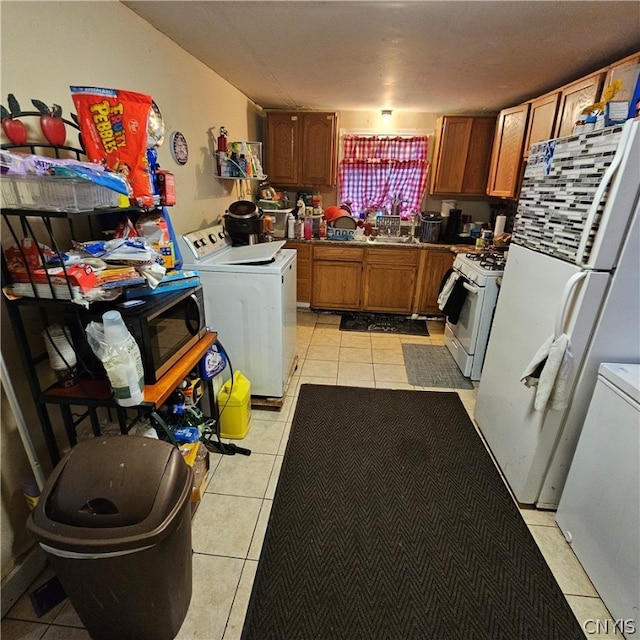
[179,224,285,265]
[211,240,286,265]
[598,363,640,404]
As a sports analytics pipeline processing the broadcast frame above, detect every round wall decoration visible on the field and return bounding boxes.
[169,131,189,165]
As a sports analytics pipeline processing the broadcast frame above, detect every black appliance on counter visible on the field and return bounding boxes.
[441,208,462,241]
[419,212,442,243]
[223,200,265,246]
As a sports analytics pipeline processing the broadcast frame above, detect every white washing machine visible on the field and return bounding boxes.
[556,363,640,638]
[177,224,297,398]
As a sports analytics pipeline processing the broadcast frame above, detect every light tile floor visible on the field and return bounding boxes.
[2,309,624,639]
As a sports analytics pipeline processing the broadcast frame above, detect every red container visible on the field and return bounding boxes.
[156,170,176,206]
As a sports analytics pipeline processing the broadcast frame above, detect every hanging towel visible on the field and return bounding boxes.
[442,277,468,325]
[437,269,458,310]
[520,333,572,411]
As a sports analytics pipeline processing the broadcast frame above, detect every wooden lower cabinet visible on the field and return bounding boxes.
[284,241,312,303]
[311,245,364,310]
[415,249,455,315]
[309,244,454,315]
[363,248,419,313]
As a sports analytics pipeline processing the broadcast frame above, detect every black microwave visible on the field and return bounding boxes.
[68,286,207,385]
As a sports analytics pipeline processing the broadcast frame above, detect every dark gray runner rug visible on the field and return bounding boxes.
[340,312,429,335]
[242,385,583,640]
[403,343,474,389]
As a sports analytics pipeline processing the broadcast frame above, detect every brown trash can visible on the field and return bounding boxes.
[28,436,193,640]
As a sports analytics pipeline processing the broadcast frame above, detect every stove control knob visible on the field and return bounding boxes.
[209,233,217,244]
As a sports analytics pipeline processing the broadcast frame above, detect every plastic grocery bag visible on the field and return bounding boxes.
[86,318,144,407]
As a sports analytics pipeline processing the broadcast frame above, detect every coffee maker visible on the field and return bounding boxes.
[442,208,462,242]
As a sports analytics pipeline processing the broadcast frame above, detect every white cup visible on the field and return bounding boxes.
[43,325,78,387]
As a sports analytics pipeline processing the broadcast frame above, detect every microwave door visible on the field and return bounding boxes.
[145,291,204,382]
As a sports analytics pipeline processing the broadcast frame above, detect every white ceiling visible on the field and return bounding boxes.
[122,1,640,114]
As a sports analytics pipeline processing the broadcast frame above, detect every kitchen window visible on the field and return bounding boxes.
[338,135,429,218]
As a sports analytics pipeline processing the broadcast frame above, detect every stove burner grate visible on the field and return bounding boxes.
[463,252,506,271]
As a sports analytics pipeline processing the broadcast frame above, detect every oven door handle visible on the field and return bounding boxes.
[462,281,480,294]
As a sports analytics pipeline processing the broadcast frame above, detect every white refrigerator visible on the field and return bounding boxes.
[474,119,640,509]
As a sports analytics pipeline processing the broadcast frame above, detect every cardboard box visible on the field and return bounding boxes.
[179,441,210,504]
[191,446,210,504]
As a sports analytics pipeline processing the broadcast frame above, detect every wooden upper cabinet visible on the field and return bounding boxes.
[554,72,605,138]
[266,111,338,188]
[603,52,640,88]
[430,116,496,196]
[301,113,338,186]
[462,118,496,194]
[266,113,300,185]
[523,93,560,158]
[486,104,529,199]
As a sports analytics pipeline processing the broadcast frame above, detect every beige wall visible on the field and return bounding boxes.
[0,0,263,585]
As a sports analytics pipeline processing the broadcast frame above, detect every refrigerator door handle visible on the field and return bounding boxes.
[576,120,633,266]
[463,282,480,294]
[555,271,587,339]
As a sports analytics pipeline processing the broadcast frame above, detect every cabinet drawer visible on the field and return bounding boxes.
[314,245,364,262]
[366,247,419,265]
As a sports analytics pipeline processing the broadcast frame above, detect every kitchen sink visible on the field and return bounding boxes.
[367,236,415,244]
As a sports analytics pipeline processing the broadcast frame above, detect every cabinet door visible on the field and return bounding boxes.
[311,261,362,310]
[523,93,560,158]
[487,104,529,199]
[363,248,418,313]
[430,116,495,196]
[267,113,300,185]
[603,52,640,90]
[554,73,605,138]
[284,241,312,303]
[430,116,473,194]
[311,245,363,310]
[462,117,496,194]
[301,112,338,187]
[416,250,455,315]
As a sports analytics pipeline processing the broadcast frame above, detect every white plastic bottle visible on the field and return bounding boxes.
[287,212,295,239]
[102,310,144,406]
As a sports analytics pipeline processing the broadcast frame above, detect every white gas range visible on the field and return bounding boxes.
[444,251,506,380]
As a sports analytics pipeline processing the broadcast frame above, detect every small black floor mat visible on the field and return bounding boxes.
[340,312,429,336]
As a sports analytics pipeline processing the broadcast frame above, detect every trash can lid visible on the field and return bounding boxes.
[28,437,192,554]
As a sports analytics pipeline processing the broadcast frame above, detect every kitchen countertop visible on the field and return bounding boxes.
[285,237,477,253]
